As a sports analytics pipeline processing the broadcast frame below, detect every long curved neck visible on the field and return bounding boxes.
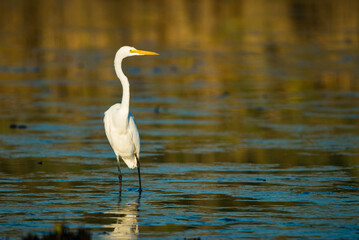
[114,58,130,115]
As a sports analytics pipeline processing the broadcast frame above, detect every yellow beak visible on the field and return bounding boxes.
[131,49,159,55]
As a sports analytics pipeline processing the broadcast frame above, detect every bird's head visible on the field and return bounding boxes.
[116,46,159,60]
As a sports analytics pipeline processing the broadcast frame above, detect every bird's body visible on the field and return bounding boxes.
[104,46,158,192]
[104,104,139,169]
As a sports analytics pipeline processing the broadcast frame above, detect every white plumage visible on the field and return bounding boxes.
[104,46,158,192]
[104,104,140,169]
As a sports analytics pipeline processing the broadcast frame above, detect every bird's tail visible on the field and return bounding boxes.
[122,157,138,169]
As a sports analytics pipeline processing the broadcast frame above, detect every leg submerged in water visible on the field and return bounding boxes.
[136,156,142,193]
[116,156,122,190]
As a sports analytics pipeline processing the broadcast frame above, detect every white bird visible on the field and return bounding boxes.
[104,46,158,192]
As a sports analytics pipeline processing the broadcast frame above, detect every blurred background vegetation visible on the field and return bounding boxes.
[0,0,358,174]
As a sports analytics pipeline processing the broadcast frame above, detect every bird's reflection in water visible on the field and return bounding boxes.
[104,192,141,239]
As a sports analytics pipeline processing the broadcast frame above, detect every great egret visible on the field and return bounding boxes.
[104,46,158,192]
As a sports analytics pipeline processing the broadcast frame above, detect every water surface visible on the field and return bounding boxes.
[0,0,358,239]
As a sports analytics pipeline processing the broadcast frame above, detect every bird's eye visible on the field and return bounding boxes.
[130,50,136,53]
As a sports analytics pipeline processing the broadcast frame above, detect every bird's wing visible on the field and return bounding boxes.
[104,104,122,149]
[128,113,140,159]
[104,110,113,147]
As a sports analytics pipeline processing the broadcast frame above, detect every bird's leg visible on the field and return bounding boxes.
[117,163,122,182]
[136,156,142,193]
[116,156,122,192]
